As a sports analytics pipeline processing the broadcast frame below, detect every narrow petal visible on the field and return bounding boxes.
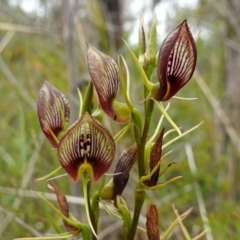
[87,43,129,123]
[37,81,70,148]
[113,144,137,197]
[153,20,197,101]
[57,112,116,182]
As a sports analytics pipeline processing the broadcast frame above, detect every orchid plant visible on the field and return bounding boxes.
[15,17,205,240]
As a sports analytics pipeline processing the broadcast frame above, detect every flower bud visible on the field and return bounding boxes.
[138,15,147,58]
[138,16,157,75]
[146,204,160,240]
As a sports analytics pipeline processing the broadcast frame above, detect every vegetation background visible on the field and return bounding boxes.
[0,0,240,239]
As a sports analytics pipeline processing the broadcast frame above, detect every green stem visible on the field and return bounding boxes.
[138,97,154,177]
[82,175,98,239]
[129,83,154,239]
[91,191,100,234]
[127,188,145,240]
[81,81,93,114]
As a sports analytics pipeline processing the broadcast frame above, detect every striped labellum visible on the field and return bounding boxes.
[57,112,116,182]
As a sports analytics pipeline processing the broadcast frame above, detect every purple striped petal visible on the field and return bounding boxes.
[37,81,70,148]
[153,20,197,101]
[87,44,128,123]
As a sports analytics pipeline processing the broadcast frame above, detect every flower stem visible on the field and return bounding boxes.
[82,175,98,239]
[129,84,154,239]
[127,188,145,240]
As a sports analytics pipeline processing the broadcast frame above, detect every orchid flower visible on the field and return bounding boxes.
[152,20,197,101]
[37,81,70,148]
[37,82,116,182]
[87,43,130,123]
[58,112,116,182]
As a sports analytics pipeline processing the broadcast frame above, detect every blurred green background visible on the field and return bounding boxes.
[0,0,240,239]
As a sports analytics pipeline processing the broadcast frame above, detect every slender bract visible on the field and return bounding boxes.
[37,81,70,148]
[57,112,116,182]
[152,20,197,101]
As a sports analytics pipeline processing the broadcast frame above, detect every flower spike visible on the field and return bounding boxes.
[86,43,130,123]
[37,81,70,148]
[57,112,116,182]
[152,20,197,101]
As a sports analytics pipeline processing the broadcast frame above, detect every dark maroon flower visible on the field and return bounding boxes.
[57,112,116,182]
[152,20,197,101]
[87,43,130,123]
[37,81,70,148]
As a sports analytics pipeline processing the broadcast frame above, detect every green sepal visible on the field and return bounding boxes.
[99,178,114,200]
[36,166,62,181]
[115,196,132,235]
[118,55,133,112]
[112,100,131,123]
[161,207,193,240]
[162,122,203,149]
[142,176,182,190]
[114,119,132,144]
[13,233,74,240]
[139,151,171,187]
[31,190,82,230]
[144,144,151,171]
[153,99,182,135]
[81,225,91,240]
